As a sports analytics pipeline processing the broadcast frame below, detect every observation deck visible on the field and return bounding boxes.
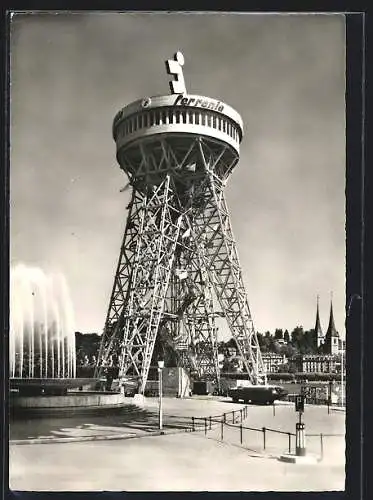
[112,93,244,158]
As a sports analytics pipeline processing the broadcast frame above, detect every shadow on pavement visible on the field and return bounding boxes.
[10,404,196,441]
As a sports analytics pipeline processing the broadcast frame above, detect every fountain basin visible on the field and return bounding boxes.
[11,392,126,409]
[10,377,98,396]
[10,384,135,417]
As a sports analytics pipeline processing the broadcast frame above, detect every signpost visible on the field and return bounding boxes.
[295,394,305,413]
[295,395,306,456]
[279,392,317,463]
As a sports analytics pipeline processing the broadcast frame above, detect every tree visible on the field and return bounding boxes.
[258,333,271,353]
[300,329,317,354]
[256,332,263,345]
[274,329,283,340]
[151,331,178,367]
[217,341,226,354]
[75,332,101,361]
[284,330,290,343]
[221,357,239,373]
[269,338,282,354]
[281,343,297,358]
[225,337,237,349]
[291,326,304,350]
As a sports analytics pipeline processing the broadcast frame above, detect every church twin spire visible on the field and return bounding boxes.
[325,292,339,338]
[315,295,323,334]
[315,292,340,353]
[315,295,324,348]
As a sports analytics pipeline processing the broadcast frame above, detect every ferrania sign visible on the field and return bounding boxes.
[174,94,224,112]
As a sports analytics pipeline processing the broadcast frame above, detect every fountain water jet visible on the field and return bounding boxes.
[10,264,76,379]
[9,265,131,416]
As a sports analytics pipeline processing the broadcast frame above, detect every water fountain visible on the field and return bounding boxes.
[10,265,128,415]
[10,264,76,380]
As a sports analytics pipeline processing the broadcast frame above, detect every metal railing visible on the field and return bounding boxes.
[285,394,346,413]
[186,407,344,461]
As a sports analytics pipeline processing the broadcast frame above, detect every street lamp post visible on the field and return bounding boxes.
[158,360,164,431]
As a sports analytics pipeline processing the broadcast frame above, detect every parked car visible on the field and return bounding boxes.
[228,385,288,405]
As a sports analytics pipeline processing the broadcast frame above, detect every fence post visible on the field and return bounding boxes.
[204,417,207,435]
[288,432,291,454]
[209,416,212,430]
[240,424,243,445]
[232,410,235,423]
[221,418,224,441]
[262,427,266,451]
[223,413,226,423]
[240,408,243,423]
[320,433,324,460]
[192,416,195,432]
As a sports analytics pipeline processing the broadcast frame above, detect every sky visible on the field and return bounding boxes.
[10,12,346,339]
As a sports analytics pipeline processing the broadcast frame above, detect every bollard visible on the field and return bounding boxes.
[204,417,207,435]
[273,403,276,417]
[221,418,224,440]
[232,410,235,423]
[192,416,195,432]
[240,408,243,423]
[209,416,212,430]
[240,424,243,445]
[288,432,291,454]
[223,412,226,423]
[262,427,266,450]
[320,433,324,460]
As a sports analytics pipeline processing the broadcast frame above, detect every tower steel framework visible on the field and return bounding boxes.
[96,52,267,393]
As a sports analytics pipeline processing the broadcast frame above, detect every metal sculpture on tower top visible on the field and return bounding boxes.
[96,52,267,393]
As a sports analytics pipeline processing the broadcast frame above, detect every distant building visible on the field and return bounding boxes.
[323,296,340,355]
[291,294,345,374]
[296,354,339,374]
[338,338,346,352]
[313,293,344,356]
[261,353,287,373]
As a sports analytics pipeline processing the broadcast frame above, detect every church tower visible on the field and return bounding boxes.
[315,295,324,349]
[324,293,339,355]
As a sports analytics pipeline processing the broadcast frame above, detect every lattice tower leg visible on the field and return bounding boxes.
[98,176,182,392]
[95,188,142,376]
[188,141,267,385]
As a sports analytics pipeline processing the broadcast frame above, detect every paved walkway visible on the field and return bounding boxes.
[9,397,345,491]
[10,432,344,491]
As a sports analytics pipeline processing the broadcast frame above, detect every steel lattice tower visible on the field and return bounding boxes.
[97,52,267,393]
